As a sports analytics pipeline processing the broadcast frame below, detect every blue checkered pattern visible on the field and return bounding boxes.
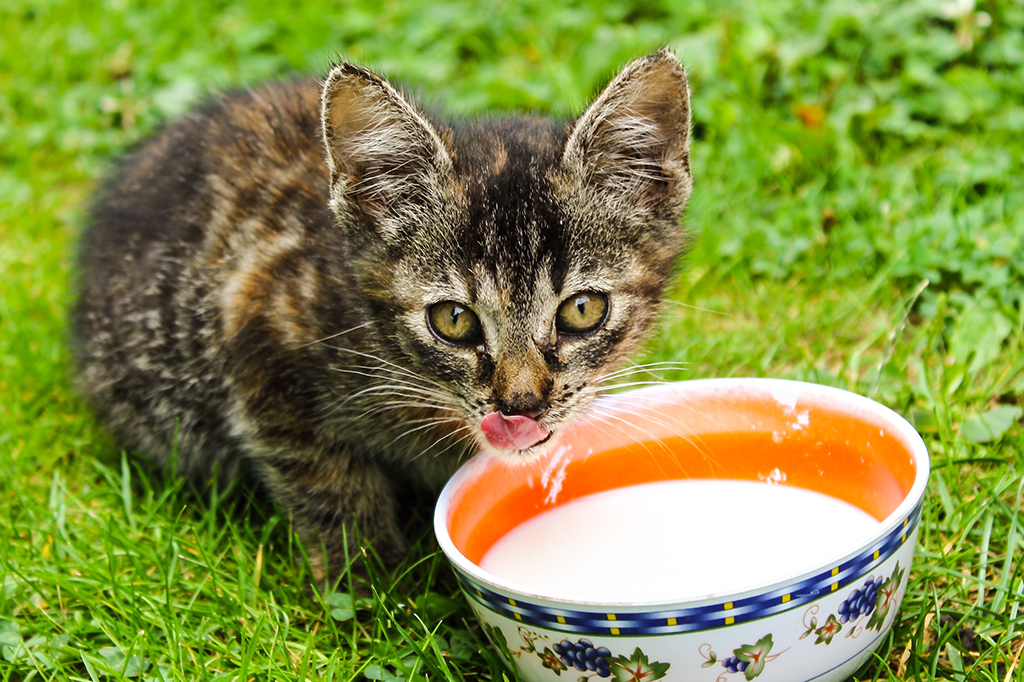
[457,500,921,636]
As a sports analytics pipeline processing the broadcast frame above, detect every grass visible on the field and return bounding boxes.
[1,0,1023,679]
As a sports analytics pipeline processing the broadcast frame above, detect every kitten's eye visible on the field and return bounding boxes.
[428,301,483,345]
[556,292,608,335]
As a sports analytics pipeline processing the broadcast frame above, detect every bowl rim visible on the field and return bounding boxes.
[433,377,930,609]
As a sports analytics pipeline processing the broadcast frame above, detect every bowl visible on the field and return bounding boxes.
[434,379,929,682]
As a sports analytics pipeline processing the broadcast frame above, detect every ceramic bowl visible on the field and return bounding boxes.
[434,379,929,682]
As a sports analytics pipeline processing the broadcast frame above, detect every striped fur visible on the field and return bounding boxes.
[72,50,693,584]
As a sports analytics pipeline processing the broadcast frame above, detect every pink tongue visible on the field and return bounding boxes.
[480,411,551,450]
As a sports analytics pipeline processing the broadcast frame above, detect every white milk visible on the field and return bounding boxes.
[479,479,880,602]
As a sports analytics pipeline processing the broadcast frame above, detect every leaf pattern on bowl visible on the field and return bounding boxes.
[700,634,785,681]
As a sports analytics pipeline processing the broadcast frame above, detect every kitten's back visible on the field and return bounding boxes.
[72,79,330,483]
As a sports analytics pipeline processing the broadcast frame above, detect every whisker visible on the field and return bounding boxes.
[334,365,427,383]
[409,424,476,462]
[583,407,677,476]
[298,321,374,348]
[587,406,675,456]
[384,416,469,448]
[346,362,446,391]
[353,399,459,420]
[430,430,478,461]
[595,371,685,387]
[326,346,447,391]
[399,410,462,422]
[596,361,690,383]
[337,383,450,405]
[332,368,448,397]
[320,389,457,420]
[660,299,737,317]
[607,359,691,372]
[594,380,676,392]
[588,399,720,473]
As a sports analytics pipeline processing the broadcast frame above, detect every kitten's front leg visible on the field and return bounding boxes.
[252,446,406,590]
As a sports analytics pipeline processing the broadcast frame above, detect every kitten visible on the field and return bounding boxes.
[72,49,693,583]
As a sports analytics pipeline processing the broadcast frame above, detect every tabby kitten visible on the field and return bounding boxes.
[72,50,693,583]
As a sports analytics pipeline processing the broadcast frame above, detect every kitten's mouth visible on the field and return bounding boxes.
[480,411,551,451]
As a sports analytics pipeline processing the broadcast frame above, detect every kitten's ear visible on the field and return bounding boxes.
[321,63,455,240]
[562,49,692,218]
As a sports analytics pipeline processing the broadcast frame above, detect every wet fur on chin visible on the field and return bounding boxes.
[71,49,693,585]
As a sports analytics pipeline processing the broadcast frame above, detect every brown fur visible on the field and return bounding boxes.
[72,50,693,585]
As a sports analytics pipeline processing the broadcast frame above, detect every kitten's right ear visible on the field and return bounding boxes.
[321,63,455,241]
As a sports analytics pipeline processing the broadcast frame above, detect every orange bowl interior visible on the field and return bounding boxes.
[447,386,919,566]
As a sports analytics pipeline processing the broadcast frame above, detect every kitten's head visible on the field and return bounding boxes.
[321,50,692,461]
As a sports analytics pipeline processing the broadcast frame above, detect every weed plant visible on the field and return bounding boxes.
[1,0,1023,680]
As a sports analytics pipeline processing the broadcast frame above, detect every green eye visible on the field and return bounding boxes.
[556,292,608,335]
[428,301,482,344]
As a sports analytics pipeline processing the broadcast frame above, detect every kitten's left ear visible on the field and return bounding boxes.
[562,49,692,219]
[321,62,456,241]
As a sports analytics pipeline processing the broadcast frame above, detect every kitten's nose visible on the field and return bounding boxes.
[495,393,544,419]
[503,407,543,419]
[492,346,551,419]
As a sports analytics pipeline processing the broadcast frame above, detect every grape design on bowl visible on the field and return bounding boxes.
[554,639,612,677]
[483,625,670,682]
[697,562,909,680]
[720,655,749,675]
[801,561,907,643]
[838,576,880,623]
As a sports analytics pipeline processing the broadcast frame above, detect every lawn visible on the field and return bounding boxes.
[2,0,1023,680]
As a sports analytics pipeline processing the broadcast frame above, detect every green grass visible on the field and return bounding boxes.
[2,0,1023,679]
